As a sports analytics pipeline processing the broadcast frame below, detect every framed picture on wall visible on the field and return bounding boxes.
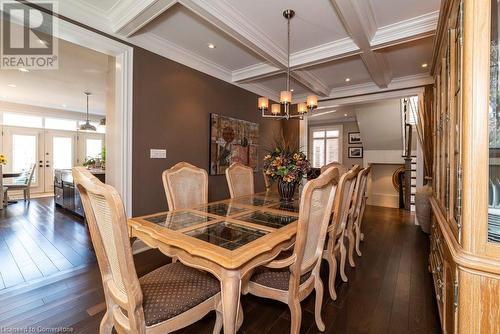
[348,147,363,158]
[348,132,362,144]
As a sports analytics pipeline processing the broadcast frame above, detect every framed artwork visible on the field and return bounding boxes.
[348,147,363,158]
[348,132,362,144]
[209,113,259,175]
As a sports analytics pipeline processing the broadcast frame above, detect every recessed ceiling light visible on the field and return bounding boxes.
[62,104,67,108]
[7,84,16,88]
[290,88,294,92]
[344,113,348,117]
[18,68,29,73]
[421,63,428,68]
[207,43,216,49]
[345,78,351,82]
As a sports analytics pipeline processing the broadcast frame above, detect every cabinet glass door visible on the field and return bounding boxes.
[488,0,500,243]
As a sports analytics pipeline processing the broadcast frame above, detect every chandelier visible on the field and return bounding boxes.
[258,9,318,119]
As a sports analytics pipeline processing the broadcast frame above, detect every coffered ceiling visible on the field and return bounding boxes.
[56,0,440,103]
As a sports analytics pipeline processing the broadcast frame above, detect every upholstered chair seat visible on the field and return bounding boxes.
[250,267,311,291]
[140,262,221,326]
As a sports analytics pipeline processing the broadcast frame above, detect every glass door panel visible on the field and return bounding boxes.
[45,131,76,193]
[2,127,44,193]
[488,0,500,243]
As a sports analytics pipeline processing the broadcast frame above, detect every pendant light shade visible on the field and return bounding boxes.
[80,92,96,131]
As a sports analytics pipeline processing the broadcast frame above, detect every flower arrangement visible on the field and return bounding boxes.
[0,154,7,165]
[263,135,311,183]
[263,135,311,201]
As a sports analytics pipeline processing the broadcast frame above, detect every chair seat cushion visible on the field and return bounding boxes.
[250,267,311,291]
[139,262,220,327]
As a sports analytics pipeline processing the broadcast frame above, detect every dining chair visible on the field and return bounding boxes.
[320,161,348,175]
[162,162,208,210]
[243,166,340,334]
[6,163,36,202]
[73,167,223,334]
[225,162,254,198]
[347,166,372,263]
[322,165,361,300]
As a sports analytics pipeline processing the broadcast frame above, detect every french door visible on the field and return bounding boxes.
[2,127,77,194]
[2,127,45,193]
[44,130,77,193]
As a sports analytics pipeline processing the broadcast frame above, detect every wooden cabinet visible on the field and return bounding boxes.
[430,0,500,333]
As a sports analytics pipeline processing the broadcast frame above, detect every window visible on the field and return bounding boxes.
[53,137,73,169]
[86,139,103,159]
[310,126,342,168]
[12,134,37,172]
[45,118,77,131]
[3,113,43,128]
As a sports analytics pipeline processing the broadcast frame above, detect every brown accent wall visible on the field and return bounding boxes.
[132,47,283,216]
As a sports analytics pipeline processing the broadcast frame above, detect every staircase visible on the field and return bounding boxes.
[403,97,418,212]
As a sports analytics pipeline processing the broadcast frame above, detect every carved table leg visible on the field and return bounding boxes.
[220,270,242,334]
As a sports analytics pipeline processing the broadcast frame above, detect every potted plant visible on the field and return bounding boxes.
[263,136,311,202]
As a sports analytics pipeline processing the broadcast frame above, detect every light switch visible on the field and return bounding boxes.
[150,149,166,159]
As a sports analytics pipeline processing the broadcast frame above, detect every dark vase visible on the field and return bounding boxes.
[278,179,298,202]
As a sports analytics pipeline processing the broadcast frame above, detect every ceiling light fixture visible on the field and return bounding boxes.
[19,68,29,73]
[207,43,216,49]
[345,78,351,82]
[344,113,348,117]
[62,104,67,108]
[421,63,428,68]
[79,92,97,131]
[7,84,16,88]
[258,9,317,120]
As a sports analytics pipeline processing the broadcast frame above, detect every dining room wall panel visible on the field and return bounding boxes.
[132,47,283,216]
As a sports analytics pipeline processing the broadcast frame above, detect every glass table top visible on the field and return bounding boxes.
[268,200,300,213]
[144,211,215,230]
[194,202,248,216]
[232,195,278,207]
[236,211,298,229]
[185,221,268,250]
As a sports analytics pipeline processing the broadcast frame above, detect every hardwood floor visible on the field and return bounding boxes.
[0,197,95,291]
[0,205,440,333]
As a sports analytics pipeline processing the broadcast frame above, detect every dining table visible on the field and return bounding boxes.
[128,191,302,334]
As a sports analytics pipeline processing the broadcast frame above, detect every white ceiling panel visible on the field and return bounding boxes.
[0,39,110,115]
[228,0,349,53]
[308,105,356,123]
[254,74,313,96]
[380,36,434,78]
[369,0,441,27]
[139,3,266,71]
[307,56,373,89]
[83,0,120,13]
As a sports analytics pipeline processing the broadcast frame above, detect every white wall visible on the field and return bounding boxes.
[355,98,404,208]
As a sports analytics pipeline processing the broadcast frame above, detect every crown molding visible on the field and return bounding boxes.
[371,11,439,49]
[110,0,178,37]
[232,63,282,83]
[291,70,330,97]
[291,37,360,69]
[326,73,432,100]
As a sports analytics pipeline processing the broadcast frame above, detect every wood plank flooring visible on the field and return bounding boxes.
[0,197,95,291]
[0,204,440,333]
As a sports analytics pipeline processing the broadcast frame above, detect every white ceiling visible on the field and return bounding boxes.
[26,0,441,105]
[0,37,111,115]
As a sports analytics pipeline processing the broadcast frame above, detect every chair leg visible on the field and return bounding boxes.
[355,222,362,257]
[99,311,113,334]
[213,299,223,334]
[340,238,348,282]
[289,297,302,334]
[325,249,338,300]
[237,301,244,331]
[347,226,356,268]
[313,277,326,331]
